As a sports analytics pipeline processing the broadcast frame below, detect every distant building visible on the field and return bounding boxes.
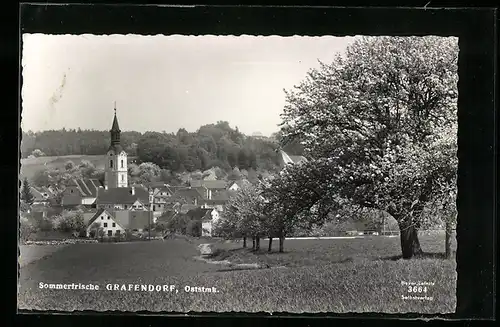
[85,208,152,238]
[96,186,149,211]
[86,208,126,238]
[227,179,252,192]
[189,180,227,200]
[30,186,51,206]
[251,132,268,140]
[277,150,307,170]
[61,178,103,206]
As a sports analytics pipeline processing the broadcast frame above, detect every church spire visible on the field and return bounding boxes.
[110,102,121,147]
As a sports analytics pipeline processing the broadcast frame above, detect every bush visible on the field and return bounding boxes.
[186,220,202,237]
[53,212,86,234]
[35,217,54,232]
[20,217,36,242]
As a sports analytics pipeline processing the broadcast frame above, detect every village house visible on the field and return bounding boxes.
[189,179,227,200]
[61,178,103,207]
[278,149,307,170]
[30,186,52,206]
[85,208,152,238]
[96,186,150,211]
[227,179,252,192]
[151,185,175,216]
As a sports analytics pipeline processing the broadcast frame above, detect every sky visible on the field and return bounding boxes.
[21,34,355,136]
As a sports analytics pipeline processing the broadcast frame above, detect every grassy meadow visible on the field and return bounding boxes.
[20,155,106,180]
[18,233,457,313]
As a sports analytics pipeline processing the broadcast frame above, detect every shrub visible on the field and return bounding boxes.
[54,212,86,234]
[186,220,202,237]
[20,217,36,242]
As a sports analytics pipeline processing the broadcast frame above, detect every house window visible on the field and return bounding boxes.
[70,189,74,193]
[121,160,124,168]
[112,223,116,227]
[110,160,113,168]
[153,205,156,211]
[107,230,113,237]
[124,205,128,209]
[107,216,110,220]
[115,230,121,236]
[101,216,103,220]
[103,223,108,227]
[121,174,124,181]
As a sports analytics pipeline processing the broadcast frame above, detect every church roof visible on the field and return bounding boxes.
[111,112,120,132]
[96,187,150,205]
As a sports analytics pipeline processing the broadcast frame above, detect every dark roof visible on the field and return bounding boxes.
[211,190,230,201]
[68,178,102,197]
[30,187,48,201]
[96,187,150,205]
[185,207,212,220]
[144,181,167,189]
[127,211,151,230]
[189,180,226,189]
[87,208,107,227]
[111,113,120,132]
[180,204,199,214]
[169,188,205,202]
[157,210,178,223]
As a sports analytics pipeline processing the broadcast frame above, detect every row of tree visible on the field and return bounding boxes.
[22,122,284,173]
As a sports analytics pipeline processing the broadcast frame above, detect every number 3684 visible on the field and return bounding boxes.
[408,286,427,293]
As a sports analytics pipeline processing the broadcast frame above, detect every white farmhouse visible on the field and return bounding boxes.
[86,208,126,238]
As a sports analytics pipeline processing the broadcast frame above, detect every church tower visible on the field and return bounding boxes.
[104,103,128,188]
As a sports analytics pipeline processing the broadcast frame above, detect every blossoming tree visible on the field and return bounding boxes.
[279,36,458,259]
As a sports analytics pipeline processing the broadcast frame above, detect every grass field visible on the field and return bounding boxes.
[20,155,105,180]
[18,233,456,313]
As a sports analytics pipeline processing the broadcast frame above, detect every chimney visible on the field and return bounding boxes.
[131,186,135,195]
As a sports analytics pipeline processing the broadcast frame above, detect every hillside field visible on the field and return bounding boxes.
[20,155,107,180]
[18,233,456,313]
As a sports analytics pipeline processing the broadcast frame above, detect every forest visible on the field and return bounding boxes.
[21,121,304,174]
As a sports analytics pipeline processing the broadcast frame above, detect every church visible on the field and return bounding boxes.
[95,106,151,210]
[61,106,150,209]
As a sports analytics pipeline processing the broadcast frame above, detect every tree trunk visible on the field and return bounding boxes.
[445,221,453,259]
[252,237,256,250]
[256,237,260,251]
[279,236,285,253]
[243,237,247,248]
[399,224,423,259]
[268,237,273,252]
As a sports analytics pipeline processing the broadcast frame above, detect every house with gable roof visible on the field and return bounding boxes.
[227,179,252,192]
[189,179,227,200]
[96,186,150,211]
[278,149,307,170]
[86,208,126,238]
